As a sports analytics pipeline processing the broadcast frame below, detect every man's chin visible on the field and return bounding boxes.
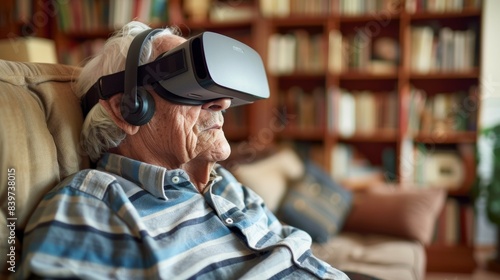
[200,140,231,163]
[215,143,231,162]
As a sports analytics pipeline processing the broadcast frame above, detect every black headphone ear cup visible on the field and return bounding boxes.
[122,28,162,126]
[121,88,155,126]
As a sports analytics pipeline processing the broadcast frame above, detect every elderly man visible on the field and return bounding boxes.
[19,21,349,279]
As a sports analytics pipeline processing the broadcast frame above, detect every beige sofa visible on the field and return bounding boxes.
[0,60,89,278]
[0,59,445,279]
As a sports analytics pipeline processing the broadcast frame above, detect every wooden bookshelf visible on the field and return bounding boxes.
[260,0,481,273]
[1,0,483,273]
[425,245,477,273]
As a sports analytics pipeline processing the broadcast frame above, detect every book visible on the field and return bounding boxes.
[328,29,343,74]
[411,26,434,73]
[337,90,356,137]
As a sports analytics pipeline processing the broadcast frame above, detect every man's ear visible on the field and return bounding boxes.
[99,94,140,135]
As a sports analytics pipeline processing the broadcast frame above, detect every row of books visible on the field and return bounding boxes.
[278,87,326,130]
[411,26,478,73]
[267,31,326,75]
[268,30,402,76]
[339,0,401,16]
[406,0,482,13]
[278,87,399,135]
[406,86,479,136]
[259,0,402,17]
[432,198,474,246]
[328,30,399,74]
[297,135,473,193]
[55,0,168,32]
[271,25,477,75]
[330,143,396,188]
[306,137,472,191]
[336,89,398,137]
[259,0,336,18]
[273,85,477,140]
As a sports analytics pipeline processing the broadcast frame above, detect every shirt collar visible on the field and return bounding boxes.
[96,153,189,200]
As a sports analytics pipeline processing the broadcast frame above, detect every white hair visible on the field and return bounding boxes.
[76,21,179,162]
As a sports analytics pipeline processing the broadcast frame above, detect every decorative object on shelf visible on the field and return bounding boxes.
[184,0,212,22]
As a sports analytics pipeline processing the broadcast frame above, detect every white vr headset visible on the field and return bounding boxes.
[82,30,270,126]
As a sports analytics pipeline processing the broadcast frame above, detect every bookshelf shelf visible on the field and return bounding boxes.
[181,19,254,31]
[448,187,476,198]
[425,245,477,273]
[339,72,399,80]
[338,130,399,143]
[277,73,326,80]
[409,69,480,79]
[60,30,114,40]
[408,9,481,21]
[269,17,329,27]
[340,13,401,23]
[280,129,325,141]
[414,131,477,144]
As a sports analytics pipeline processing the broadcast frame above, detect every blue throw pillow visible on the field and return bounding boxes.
[278,161,353,243]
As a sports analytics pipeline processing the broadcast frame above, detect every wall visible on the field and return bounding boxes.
[475,0,500,246]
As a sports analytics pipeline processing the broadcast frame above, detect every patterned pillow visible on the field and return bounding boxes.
[278,161,353,243]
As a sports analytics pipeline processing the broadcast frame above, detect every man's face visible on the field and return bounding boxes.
[140,34,232,167]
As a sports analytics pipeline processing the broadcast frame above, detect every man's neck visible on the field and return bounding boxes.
[182,160,216,193]
[112,145,216,193]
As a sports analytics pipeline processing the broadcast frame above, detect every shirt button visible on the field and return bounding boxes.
[225,218,233,224]
[172,176,180,184]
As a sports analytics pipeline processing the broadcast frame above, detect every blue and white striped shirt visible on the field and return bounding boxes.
[20,153,349,279]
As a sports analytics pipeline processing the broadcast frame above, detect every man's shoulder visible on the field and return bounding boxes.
[54,169,119,200]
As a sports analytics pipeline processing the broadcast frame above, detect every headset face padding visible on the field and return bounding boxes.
[121,28,162,126]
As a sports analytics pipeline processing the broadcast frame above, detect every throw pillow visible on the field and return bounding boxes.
[278,161,353,243]
[342,187,446,244]
[231,148,304,212]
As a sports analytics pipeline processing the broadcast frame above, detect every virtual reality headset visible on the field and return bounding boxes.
[82,30,270,125]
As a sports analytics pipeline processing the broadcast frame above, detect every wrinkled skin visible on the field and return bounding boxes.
[99,34,231,192]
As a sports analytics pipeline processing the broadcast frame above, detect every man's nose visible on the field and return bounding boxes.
[201,98,231,111]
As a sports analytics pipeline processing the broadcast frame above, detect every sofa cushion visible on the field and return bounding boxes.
[231,148,304,212]
[312,232,426,280]
[342,187,446,245]
[278,161,353,243]
[0,60,89,275]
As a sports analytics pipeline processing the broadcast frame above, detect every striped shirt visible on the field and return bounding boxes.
[20,153,349,279]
